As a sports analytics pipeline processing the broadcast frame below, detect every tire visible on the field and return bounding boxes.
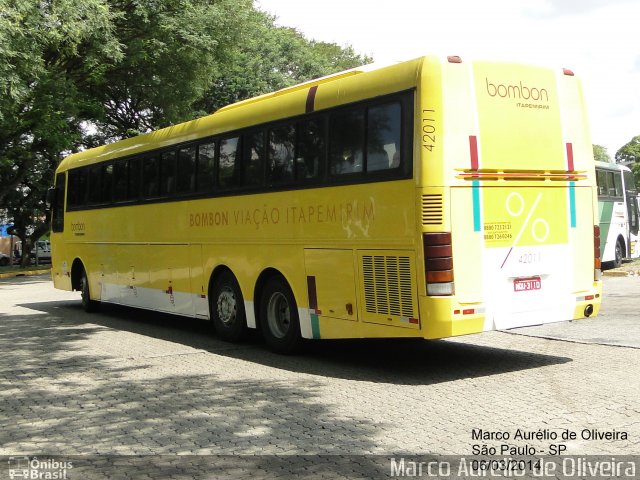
[80,269,99,313]
[210,270,247,342]
[0,257,8,267]
[614,239,624,268]
[260,276,301,354]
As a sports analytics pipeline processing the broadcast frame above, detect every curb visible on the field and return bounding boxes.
[602,270,638,277]
[0,269,51,280]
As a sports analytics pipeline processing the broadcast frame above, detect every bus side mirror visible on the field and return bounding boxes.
[46,187,55,209]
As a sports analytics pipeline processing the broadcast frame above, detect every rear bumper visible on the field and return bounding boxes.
[419,279,602,340]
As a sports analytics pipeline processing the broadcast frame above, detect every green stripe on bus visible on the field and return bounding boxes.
[569,182,576,228]
[472,180,481,232]
[310,313,321,339]
[598,200,614,257]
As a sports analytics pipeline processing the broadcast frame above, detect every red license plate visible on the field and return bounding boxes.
[514,276,541,292]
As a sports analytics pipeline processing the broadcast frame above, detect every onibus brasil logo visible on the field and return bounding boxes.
[8,457,73,479]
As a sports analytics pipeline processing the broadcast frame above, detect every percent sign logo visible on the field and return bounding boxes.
[500,192,549,268]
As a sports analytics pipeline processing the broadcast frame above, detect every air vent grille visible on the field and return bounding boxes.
[362,255,414,317]
[422,194,443,225]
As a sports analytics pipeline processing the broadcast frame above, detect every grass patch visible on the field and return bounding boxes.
[0,264,50,274]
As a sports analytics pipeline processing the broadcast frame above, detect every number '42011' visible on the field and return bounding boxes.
[422,110,436,152]
[519,252,541,264]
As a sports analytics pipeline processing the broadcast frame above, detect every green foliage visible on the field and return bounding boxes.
[197,10,372,113]
[0,0,369,248]
[593,144,611,163]
[615,135,640,164]
[631,163,640,190]
[91,0,252,140]
[0,0,124,255]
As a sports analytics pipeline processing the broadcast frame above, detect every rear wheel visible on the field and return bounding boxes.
[210,270,247,342]
[80,269,99,312]
[260,276,301,354]
[614,239,624,268]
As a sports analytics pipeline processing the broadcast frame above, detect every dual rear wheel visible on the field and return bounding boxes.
[259,276,301,354]
[209,272,301,354]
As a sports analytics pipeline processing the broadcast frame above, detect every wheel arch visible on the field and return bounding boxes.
[70,258,86,291]
[253,267,297,330]
[207,264,236,300]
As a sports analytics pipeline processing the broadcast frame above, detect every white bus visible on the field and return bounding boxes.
[595,161,639,267]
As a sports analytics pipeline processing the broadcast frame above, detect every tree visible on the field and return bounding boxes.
[88,0,252,142]
[197,10,372,113]
[615,135,640,164]
[593,144,611,163]
[5,156,52,267]
[0,0,124,262]
[0,0,123,204]
[0,1,370,256]
[631,163,640,190]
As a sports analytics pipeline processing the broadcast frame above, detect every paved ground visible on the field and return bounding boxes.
[0,275,638,477]
[513,276,640,348]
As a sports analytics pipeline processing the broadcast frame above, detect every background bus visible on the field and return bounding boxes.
[595,161,639,267]
[49,55,602,353]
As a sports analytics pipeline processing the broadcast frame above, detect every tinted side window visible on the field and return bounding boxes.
[52,173,65,232]
[87,165,102,205]
[596,170,607,197]
[297,118,325,181]
[143,156,160,198]
[160,151,176,197]
[219,137,240,189]
[329,109,364,175]
[114,160,128,202]
[77,169,88,206]
[127,158,141,201]
[177,146,197,194]
[268,125,295,185]
[244,131,265,187]
[101,164,114,204]
[613,172,623,197]
[197,141,216,193]
[367,103,401,172]
[67,169,80,208]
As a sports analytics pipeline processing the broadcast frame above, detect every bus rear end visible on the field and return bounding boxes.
[418,56,602,339]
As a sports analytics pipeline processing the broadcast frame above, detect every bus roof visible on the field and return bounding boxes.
[595,161,631,172]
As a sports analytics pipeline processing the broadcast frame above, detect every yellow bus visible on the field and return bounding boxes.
[50,55,602,353]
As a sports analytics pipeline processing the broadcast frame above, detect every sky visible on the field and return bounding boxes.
[256,0,639,158]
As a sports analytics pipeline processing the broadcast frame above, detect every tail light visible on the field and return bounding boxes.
[594,225,602,277]
[424,232,454,296]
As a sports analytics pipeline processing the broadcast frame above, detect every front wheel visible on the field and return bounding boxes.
[260,276,301,354]
[210,270,247,342]
[614,239,624,268]
[80,269,99,313]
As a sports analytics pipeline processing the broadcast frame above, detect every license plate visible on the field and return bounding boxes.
[514,276,541,292]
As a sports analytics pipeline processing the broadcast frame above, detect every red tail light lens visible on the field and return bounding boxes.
[424,232,454,296]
